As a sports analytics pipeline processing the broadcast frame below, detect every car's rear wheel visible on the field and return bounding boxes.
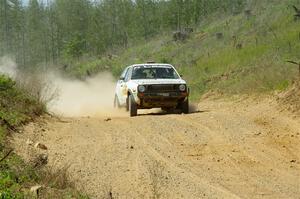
[129,95,137,117]
[180,98,189,114]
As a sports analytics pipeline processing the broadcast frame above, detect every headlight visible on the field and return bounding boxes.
[179,84,186,91]
[138,85,146,93]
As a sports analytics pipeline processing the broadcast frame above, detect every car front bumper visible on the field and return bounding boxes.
[136,91,188,108]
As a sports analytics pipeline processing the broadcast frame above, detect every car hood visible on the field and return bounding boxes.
[130,79,186,85]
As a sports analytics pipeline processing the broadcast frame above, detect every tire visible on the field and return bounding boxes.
[181,98,189,114]
[114,95,120,108]
[126,98,129,112]
[162,107,174,113]
[129,95,137,117]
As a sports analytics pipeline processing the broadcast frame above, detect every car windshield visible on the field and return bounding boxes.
[131,66,180,80]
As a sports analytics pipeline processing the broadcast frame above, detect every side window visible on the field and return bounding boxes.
[120,67,129,80]
[125,67,133,82]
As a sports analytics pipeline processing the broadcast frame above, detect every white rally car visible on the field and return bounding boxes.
[114,63,189,117]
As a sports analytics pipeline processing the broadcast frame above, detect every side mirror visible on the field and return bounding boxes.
[119,77,125,81]
[180,74,183,78]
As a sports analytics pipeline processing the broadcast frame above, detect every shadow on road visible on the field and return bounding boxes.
[138,109,209,116]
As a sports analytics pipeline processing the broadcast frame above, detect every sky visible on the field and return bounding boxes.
[22,0,48,6]
[21,0,98,6]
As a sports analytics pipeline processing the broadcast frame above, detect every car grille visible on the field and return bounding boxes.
[146,84,178,92]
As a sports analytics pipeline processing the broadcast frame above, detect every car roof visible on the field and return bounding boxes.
[129,63,174,68]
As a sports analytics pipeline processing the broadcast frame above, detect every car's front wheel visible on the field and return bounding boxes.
[180,98,189,114]
[129,95,137,117]
[162,107,174,113]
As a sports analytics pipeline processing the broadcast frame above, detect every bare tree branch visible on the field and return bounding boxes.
[292,5,300,13]
[0,149,13,163]
[286,60,299,65]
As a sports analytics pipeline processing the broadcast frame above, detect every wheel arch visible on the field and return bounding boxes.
[127,90,133,97]
[126,89,134,107]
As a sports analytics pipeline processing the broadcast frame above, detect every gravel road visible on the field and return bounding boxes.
[13,97,300,199]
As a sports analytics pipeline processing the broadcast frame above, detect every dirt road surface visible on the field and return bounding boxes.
[13,96,300,199]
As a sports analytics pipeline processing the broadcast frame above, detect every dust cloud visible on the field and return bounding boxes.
[0,56,17,78]
[48,72,126,117]
[0,56,126,117]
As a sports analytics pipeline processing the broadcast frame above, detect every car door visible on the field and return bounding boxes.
[116,67,129,106]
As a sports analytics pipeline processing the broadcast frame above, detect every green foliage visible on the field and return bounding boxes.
[0,75,40,197]
[0,75,44,127]
[275,80,290,91]
[0,76,15,91]
[0,157,34,199]
[64,35,86,59]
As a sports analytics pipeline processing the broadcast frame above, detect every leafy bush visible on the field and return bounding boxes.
[63,34,86,59]
[0,75,45,127]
